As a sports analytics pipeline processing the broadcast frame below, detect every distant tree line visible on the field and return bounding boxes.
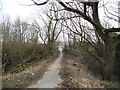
[1,5,62,73]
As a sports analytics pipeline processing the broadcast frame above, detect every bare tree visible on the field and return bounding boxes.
[12,17,28,43]
[31,0,120,81]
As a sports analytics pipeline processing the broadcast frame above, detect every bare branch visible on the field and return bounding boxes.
[104,27,120,34]
[31,0,49,5]
[53,15,80,21]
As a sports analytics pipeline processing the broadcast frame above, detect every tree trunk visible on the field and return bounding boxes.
[91,3,115,81]
[58,1,116,81]
[102,34,115,81]
[115,39,120,82]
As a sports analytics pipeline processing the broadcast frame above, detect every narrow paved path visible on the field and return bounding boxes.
[27,52,63,88]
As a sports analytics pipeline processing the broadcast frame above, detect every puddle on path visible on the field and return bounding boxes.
[27,52,63,88]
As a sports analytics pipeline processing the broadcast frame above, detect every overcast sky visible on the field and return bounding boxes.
[0,0,37,21]
[0,0,119,27]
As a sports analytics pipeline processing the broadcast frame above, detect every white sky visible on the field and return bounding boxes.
[0,0,119,27]
[0,0,41,22]
[0,0,119,43]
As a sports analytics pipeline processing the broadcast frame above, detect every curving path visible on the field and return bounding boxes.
[27,52,63,88]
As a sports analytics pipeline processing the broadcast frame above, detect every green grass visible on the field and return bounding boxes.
[3,84,13,88]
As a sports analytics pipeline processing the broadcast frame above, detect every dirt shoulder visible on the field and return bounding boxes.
[58,52,120,88]
[2,54,59,88]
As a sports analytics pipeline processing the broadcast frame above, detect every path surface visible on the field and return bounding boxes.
[27,52,63,88]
